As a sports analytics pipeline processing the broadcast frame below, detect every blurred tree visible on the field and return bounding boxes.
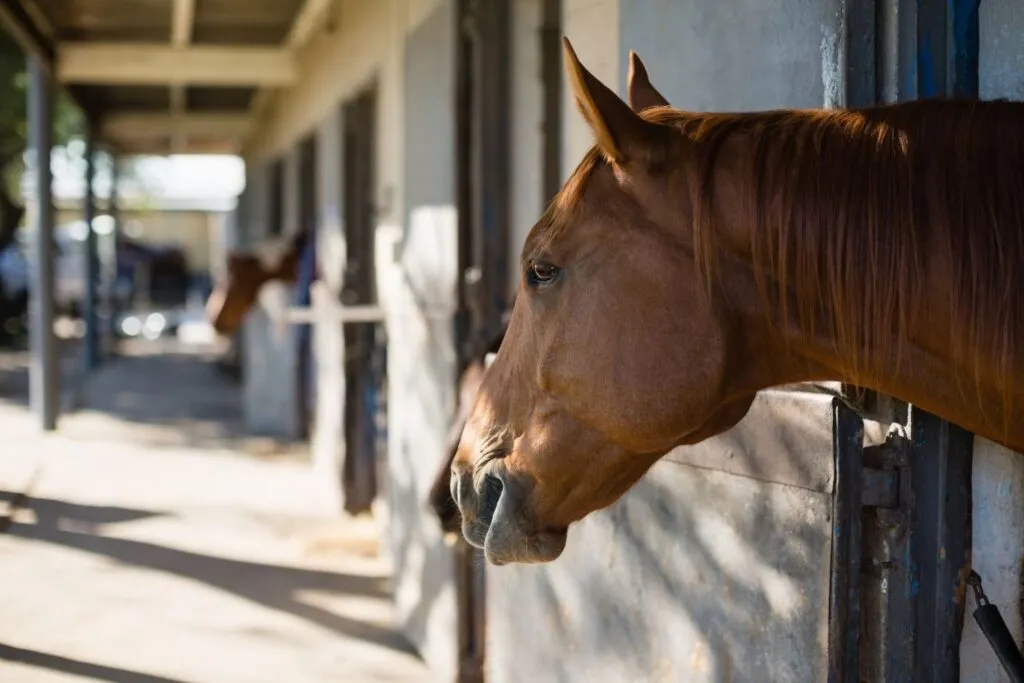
[0,28,85,253]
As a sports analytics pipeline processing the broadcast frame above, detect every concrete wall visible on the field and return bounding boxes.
[308,108,346,514]
[230,155,306,441]
[508,0,546,291]
[959,6,1024,680]
[242,1,460,678]
[387,4,459,678]
[561,0,620,178]
[617,0,842,111]
[236,160,305,441]
[487,392,836,683]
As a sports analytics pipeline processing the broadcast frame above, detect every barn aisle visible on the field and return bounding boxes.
[0,339,435,683]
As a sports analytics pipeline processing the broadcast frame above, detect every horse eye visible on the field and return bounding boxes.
[527,262,560,287]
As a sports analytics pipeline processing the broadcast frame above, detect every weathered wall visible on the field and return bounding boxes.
[386,3,459,678]
[486,392,836,682]
[241,304,303,439]
[508,0,545,291]
[617,0,843,112]
[959,5,1024,680]
[242,0,460,677]
[486,2,848,680]
[309,107,346,514]
[561,0,620,178]
[235,156,305,441]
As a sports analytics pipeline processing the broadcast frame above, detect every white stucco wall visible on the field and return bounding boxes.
[235,157,305,441]
[561,0,620,179]
[242,1,459,679]
[508,0,546,293]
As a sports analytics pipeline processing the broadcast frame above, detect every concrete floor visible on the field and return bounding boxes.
[0,338,437,683]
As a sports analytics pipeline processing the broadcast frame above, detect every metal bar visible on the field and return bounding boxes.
[951,0,980,98]
[453,0,475,368]
[828,400,865,683]
[106,156,120,345]
[844,0,876,108]
[27,56,57,431]
[480,0,511,329]
[282,304,386,325]
[908,407,974,681]
[539,0,562,200]
[902,4,976,681]
[83,129,99,370]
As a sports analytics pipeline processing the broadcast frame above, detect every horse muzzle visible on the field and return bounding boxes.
[450,461,568,566]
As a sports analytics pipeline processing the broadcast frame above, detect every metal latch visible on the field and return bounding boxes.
[968,570,1024,682]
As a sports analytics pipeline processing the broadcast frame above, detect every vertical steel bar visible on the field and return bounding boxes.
[27,56,57,431]
[83,129,99,369]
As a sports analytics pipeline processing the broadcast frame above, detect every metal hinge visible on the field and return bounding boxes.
[861,428,910,510]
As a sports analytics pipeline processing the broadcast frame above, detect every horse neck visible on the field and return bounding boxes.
[705,105,1024,451]
[720,254,1022,452]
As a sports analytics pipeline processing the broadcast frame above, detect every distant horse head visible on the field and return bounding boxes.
[450,37,1024,565]
[206,231,308,336]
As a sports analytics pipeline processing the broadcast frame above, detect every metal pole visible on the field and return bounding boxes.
[83,128,99,370]
[27,56,57,431]
[107,155,120,346]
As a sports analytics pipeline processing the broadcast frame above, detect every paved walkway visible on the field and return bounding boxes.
[0,339,436,683]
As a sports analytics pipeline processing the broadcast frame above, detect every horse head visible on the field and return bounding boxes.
[449,40,760,565]
[206,231,307,336]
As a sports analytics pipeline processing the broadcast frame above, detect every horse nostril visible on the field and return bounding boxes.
[451,466,474,512]
[478,474,504,527]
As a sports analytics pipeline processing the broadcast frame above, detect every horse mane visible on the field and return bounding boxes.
[547,100,1024,432]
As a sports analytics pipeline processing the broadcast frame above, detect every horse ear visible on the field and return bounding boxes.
[627,51,670,112]
[562,37,664,164]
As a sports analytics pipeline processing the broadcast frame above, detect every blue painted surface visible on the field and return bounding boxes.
[952,0,981,97]
[294,237,317,411]
[918,30,938,98]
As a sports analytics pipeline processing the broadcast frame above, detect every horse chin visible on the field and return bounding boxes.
[479,482,568,566]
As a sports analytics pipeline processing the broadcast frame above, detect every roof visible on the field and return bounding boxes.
[1,0,337,156]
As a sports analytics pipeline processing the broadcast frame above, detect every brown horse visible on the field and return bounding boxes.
[428,319,509,536]
[450,38,1024,566]
[206,231,308,336]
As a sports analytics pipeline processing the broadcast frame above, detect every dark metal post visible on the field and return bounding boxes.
[828,401,866,682]
[83,128,99,369]
[106,155,120,347]
[27,56,57,430]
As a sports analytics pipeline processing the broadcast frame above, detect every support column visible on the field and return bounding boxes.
[27,57,57,431]
[83,128,99,370]
[107,155,120,347]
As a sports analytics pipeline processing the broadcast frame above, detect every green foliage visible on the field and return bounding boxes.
[0,29,87,250]
[0,29,83,163]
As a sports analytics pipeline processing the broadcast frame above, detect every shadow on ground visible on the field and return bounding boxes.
[0,643,195,683]
[3,493,416,655]
[0,339,81,409]
[0,339,303,456]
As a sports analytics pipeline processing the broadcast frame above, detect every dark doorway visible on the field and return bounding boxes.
[340,82,383,515]
[296,135,318,440]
